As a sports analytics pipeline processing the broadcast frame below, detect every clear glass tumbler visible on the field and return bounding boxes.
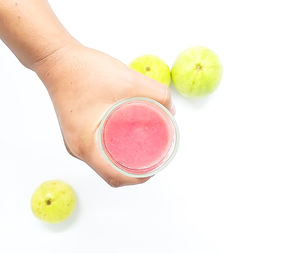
[98,97,179,178]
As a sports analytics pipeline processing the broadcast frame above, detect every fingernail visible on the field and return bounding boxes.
[170,103,176,115]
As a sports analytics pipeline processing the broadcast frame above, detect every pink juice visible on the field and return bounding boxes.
[100,98,177,176]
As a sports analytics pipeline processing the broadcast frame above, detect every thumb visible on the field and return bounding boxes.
[130,70,174,113]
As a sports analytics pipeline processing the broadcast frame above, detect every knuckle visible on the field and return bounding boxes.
[65,133,91,159]
[107,175,122,188]
[65,143,76,158]
[163,88,171,107]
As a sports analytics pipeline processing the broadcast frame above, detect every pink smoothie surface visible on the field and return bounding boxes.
[102,100,174,172]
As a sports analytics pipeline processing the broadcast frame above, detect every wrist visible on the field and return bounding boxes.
[33,40,83,91]
[28,35,79,71]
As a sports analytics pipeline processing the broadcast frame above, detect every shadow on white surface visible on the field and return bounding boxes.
[184,96,211,108]
[170,84,212,109]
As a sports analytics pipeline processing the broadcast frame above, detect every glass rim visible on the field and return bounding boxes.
[97,97,179,178]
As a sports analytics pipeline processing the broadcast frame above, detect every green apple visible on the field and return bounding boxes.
[130,55,171,86]
[171,47,222,97]
[31,180,76,223]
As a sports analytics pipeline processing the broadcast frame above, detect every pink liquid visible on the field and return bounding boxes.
[102,100,174,174]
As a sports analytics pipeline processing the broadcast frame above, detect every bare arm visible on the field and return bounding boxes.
[0,0,76,69]
[0,0,172,187]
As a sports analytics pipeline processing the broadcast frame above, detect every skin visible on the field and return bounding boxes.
[0,0,174,187]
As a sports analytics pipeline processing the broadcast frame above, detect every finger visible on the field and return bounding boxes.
[130,69,173,112]
[84,136,152,187]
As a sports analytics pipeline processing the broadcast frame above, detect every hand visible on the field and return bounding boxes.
[33,42,173,187]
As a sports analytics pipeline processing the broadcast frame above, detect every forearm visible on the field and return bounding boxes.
[0,0,77,69]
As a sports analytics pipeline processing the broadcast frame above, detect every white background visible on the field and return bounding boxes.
[1,0,300,252]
